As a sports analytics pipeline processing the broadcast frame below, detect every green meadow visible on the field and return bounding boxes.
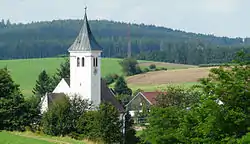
[0,57,196,96]
[0,57,123,96]
[0,131,85,144]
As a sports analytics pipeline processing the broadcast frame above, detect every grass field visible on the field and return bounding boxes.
[0,131,51,144]
[0,131,85,144]
[0,57,123,96]
[0,57,199,96]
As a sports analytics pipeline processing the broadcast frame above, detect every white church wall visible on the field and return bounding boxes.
[40,93,48,114]
[90,52,101,107]
[69,54,77,91]
[69,51,102,107]
[53,78,71,94]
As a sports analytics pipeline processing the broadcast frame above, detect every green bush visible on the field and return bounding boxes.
[149,64,156,69]
[198,63,227,67]
[155,68,161,71]
[41,96,90,136]
[104,73,119,85]
[119,58,142,76]
[142,68,150,73]
[160,67,168,71]
[238,133,250,144]
[77,103,123,143]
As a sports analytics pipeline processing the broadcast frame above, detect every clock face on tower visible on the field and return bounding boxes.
[94,68,98,75]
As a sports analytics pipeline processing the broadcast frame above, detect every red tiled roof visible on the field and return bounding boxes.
[141,92,163,105]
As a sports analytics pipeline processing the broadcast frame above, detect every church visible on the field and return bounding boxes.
[40,9,124,113]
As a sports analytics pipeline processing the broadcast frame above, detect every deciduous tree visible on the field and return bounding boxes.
[119,58,141,76]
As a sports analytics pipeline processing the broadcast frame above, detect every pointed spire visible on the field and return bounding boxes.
[68,8,102,52]
[84,6,87,14]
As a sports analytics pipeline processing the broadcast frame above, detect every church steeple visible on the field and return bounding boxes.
[68,8,102,52]
[68,7,102,107]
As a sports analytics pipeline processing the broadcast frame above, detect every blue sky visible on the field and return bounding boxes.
[0,0,249,38]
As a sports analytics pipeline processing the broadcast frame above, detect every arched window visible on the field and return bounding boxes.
[93,57,96,67]
[93,57,98,67]
[82,57,84,67]
[77,57,80,67]
[95,57,98,67]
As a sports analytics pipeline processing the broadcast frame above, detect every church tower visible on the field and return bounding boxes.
[68,8,102,107]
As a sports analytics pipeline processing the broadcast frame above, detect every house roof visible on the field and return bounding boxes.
[140,92,162,105]
[47,92,67,106]
[101,79,124,112]
[49,78,124,112]
[68,9,102,52]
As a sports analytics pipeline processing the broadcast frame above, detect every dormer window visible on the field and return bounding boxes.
[82,57,84,67]
[77,57,80,67]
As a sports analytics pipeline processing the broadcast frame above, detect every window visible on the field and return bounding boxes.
[82,57,84,67]
[93,57,95,67]
[77,57,80,67]
[93,57,98,67]
[95,57,98,67]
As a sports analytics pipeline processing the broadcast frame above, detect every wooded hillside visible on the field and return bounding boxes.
[0,19,250,64]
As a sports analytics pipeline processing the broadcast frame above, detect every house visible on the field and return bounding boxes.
[125,91,224,118]
[126,92,162,117]
[40,9,124,113]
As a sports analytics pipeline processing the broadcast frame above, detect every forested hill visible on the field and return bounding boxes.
[0,19,250,65]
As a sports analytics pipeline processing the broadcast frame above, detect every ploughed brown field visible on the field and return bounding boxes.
[127,67,215,85]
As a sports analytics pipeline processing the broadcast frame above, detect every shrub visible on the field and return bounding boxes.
[114,76,132,96]
[104,74,119,85]
[119,58,142,76]
[155,68,161,71]
[77,103,123,143]
[142,68,150,73]
[198,63,230,67]
[41,95,91,136]
[149,64,156,69]
[160,67,168,71]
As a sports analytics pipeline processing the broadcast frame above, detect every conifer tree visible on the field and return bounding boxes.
[0,67,26,131]
[114,76,132,96]
[124,111,139,144]
[52,58,70,88]
[32,70,53,97]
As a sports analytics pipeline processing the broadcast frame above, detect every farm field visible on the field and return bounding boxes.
[0,57,199,96]
[0,131,85,144]
[127,67,213,85]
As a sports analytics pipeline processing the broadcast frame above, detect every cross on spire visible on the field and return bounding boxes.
[68,6,103,52]
[84,6,87,13]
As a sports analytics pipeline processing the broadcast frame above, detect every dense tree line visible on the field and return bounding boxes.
[139,51,250,143]
[1,19,250,64]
